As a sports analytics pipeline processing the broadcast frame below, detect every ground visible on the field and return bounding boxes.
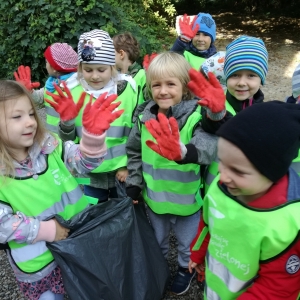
[1,11,300,300]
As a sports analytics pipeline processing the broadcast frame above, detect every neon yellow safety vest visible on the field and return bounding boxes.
[44,89,60,134]
[139,109,203,216]
[0,140,90,273]
[183,51,206,70]
[197,176,300,299]
[71,83,138,173]
[291,150,300,176]
[133,69,146,104]
[203,99,236,194]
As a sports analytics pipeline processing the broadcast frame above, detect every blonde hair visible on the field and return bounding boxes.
[0,80,46,178]
[146,52,193,100]
[77,63,118,84]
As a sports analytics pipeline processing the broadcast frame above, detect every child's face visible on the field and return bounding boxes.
[0,95,37,161]
[81,64,112,90]
[192,32,211,51]
[227,70,261,101]
[114,50,124,73]
[46,60,56,77]
[218,137,272,204]
[151,76,183,114]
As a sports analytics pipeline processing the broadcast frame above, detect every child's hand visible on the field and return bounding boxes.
[14,65,40,91]
[116,167,128,182]
[82,92,124,135]
[187,69,226,113]
[179,14,199,41]
[145,113,187,161]
[143,53,158,71]
[189,259,205,274]
[46,82,85,122]
[53,219,70,241]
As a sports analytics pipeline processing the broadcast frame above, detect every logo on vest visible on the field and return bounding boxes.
[51,169,71,185]
[286,255,300,274]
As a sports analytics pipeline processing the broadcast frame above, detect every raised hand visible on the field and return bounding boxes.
[45,82,85,122]
[145,113,186,161]
[14,65,40,91]
[187,69,225,113]
[143,53,158,71]
[179,14,199,41]
[82,92,124,135]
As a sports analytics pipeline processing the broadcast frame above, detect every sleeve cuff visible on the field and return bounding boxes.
[176,144,198,164]
[80,128,107,158]
[206,108,227,121]
[126,186,142,200]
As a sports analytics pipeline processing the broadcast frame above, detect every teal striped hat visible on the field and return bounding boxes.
[224,36,268,85]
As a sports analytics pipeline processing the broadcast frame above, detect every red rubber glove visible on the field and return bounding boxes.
[187,69,225,113]
[82,92,124,135]
[179,14,199,41]
[143,53,158,71]
[145,113,186,161]
[45,81,85,122]
[14,65,40,91]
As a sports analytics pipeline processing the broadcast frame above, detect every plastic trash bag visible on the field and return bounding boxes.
[47,184,170,300]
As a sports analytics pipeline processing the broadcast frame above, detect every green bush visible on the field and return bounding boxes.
[0,0,176,83]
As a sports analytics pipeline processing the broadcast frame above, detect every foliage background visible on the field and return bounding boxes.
[0,0,299,82]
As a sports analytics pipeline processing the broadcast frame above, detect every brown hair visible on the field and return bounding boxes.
[0,80,46,178]
[113,32,140,63]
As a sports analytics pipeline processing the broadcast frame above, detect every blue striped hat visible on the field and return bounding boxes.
[292,64,300,99]
[224,36,268,85]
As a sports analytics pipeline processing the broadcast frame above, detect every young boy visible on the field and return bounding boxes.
[189,101,300,299]
[171,12,217,70]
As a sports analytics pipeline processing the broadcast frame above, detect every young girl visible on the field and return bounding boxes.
[47,29,139,203]
[0,80,121,300]
[189,101,300,299]
[112,32,146,103]
[171,12,217,70]
[14,43,78,134]
[125,52,219,295]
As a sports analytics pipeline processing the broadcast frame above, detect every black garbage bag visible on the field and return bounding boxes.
[47,191,170,300]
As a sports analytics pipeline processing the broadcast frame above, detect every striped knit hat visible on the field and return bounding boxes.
[292,64,300,99]
[44,43,78,73]
[78,29,115,65]
[224,36,268,85]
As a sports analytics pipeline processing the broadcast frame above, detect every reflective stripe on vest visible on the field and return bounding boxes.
[202,176,300,299]
[291,150,300,176]
[0,140,89,273]
[204,99,236,195]
[183,51,206,70]
[71,84,138,173]
[140,108,203,216]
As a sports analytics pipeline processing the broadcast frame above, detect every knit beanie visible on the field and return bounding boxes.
[224,36,268,85]
[292,64,300,99]
[44,43,78,73]
[216,101,300,182]
[78,29,115,65]
[192,12,216,42]
[201,51,226,89]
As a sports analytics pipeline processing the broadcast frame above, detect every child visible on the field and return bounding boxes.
[14,43,78,134]
[112,32,146,103]
[125,52,219,295]
[188,35,269,196]
[0,80,121,300]
[171,13,217,70]
[47,29,139,203]
[286,63,300,104]
[189,101,300,299]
